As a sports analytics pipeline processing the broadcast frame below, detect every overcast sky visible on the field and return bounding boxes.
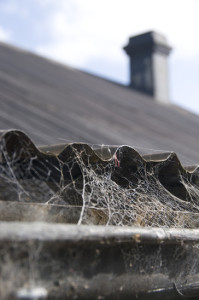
[0,0,199,114]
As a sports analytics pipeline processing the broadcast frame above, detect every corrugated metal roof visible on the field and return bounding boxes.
[0,42,199,164]
[1,43,199,299]
[1,129,199,228]
[1,131,199,297]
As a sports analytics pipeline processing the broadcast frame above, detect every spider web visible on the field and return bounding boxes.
[1,130,199,299]
[1,129,199,228]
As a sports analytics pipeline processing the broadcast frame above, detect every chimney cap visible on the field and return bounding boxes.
[123,31,172,103]
[124,31,172,56]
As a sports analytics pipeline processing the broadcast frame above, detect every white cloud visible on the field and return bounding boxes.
[0,26,10,42]
[35,0,199,68]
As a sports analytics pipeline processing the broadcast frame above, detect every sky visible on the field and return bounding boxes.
[0,0,199,114]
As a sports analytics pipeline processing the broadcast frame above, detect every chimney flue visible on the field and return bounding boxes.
[124,31,172,103]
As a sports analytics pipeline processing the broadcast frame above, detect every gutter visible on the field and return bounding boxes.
[1,222,199,299]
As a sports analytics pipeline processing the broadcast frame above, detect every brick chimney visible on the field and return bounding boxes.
[124,31,172,104]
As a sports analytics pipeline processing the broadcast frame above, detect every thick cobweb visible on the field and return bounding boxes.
[1,129,199,228]
[1,130,199,299]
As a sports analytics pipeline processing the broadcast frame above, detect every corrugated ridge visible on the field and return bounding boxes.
[1,129,199,228]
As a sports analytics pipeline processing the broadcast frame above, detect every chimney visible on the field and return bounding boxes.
[124,31,172,103]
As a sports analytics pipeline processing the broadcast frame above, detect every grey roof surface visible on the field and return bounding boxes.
[0,42,199,164]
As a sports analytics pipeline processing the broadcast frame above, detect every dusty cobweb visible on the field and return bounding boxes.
[1,130,199,299]
[1,129,199,228]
